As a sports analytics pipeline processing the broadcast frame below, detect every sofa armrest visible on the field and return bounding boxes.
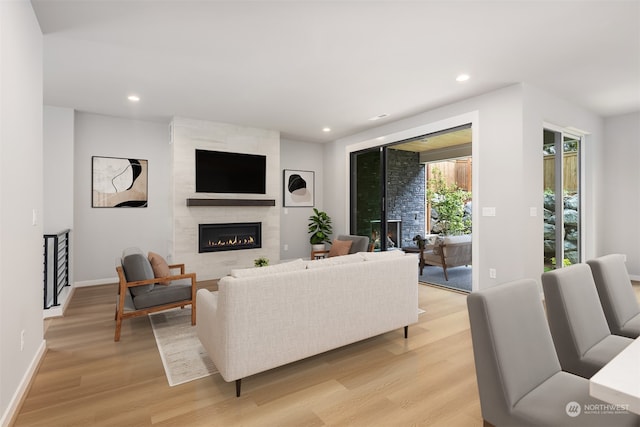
[196,289,224,376]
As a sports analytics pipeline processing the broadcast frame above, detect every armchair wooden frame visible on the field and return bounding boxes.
[114,263,196,341]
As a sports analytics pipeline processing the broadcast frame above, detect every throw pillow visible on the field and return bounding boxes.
[329,239,352,257]
[148,251,171,285]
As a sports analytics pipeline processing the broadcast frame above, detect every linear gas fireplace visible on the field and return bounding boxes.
[199,222,262,253]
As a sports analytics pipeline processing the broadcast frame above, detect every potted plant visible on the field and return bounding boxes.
[308,208,333,251]
[254,257,269,267]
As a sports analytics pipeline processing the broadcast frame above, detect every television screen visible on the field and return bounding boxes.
[195,149,266,194]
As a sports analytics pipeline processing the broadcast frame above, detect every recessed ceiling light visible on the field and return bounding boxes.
[369,113,390,121]
[127,95,140,102]
[456,74,470,82]
[322,127,331,132]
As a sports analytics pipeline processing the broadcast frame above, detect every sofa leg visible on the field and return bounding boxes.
[404,326,408,339]
[236,379,242,397]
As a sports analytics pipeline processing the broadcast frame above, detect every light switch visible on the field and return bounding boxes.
[482,207,496,217]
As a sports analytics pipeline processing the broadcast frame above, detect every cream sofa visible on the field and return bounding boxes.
[196,250,419,396]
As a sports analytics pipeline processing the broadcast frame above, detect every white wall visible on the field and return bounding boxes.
[324,83,606,290]
[280,138,324,260]
[601,112,640,276]
[0,2,46,425]
[73,113,171,283]
[522,84,604,275]
[43,106,75,294]
[43,106,74,234]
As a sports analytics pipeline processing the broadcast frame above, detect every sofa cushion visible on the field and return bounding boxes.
[360,250,406,261]
[132,283,192,309]
[328,239,352,257]
[148,251,171,285]
[306,253,364,269]
[442,234,472,245]
[231,258,305,278]
[121,251,155,296]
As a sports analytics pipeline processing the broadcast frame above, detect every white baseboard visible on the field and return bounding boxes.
[1,340,47,427]
[74,277,117,287]
[630,274,640,282]
[43,285,75,319]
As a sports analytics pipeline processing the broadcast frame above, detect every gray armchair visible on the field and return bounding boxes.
[311,234,371,259]
[541,263,633,378]
[468,279,640,426]
[587,254,640,338]
[114,247,196,341]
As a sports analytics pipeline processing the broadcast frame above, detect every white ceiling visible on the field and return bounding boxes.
[31,1,640,143]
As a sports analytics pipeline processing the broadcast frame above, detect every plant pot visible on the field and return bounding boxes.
[311,244,325,252]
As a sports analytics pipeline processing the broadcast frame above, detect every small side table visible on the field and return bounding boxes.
[310,250,329,260]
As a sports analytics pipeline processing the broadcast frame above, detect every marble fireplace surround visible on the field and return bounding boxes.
[170,117,281,280]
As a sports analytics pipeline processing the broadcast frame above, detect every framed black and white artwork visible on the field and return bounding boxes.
[92,156,148,207]
[283,169,314,207]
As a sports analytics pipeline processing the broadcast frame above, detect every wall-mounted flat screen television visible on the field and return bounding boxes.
[195,149,266,194]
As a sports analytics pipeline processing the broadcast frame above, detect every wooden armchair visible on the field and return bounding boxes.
[115,248,196,341]
[419,234,472,280]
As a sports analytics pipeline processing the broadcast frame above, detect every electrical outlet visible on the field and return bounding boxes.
[20,330,25,351]
[489,268,497,279]
[284,244,288,251]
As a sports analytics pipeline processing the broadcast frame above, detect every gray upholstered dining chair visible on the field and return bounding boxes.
[541,263,633,378]
[467,279,640,426]
[587,254,640,338]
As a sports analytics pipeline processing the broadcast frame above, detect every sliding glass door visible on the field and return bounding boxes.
[350,147,387,250]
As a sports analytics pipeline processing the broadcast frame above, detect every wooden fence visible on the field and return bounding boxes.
[427,159,472,192]
[544,152,578,192]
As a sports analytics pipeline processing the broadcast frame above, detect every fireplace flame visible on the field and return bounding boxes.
[208,235,255,248]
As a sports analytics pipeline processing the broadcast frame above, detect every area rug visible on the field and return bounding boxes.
[419,265,472,292]
[149,308,218,386]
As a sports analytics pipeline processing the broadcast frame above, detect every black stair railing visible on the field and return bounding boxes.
[43,229,70,309]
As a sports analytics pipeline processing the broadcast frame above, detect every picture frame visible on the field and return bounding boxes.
[283,169,314,207]
[92,156,148,207]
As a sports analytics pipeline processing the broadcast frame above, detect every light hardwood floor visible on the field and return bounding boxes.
[13,281,640,427]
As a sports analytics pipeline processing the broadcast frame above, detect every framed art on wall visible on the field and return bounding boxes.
[283,169,314,207]
[92,156,148,207]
